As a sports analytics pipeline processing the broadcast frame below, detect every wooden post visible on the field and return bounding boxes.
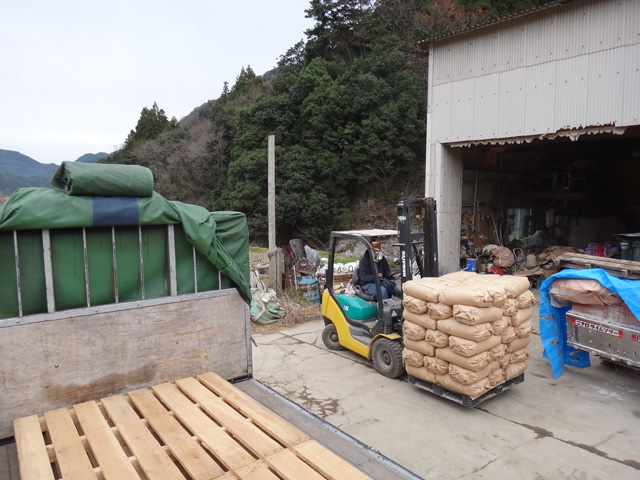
[267,135,280,289]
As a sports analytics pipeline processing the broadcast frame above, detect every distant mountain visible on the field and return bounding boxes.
[75,152,109,163]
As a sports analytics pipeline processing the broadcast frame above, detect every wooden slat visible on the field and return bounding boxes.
[264,449,325,480]
[197,372,309,446]
[556,252,640,279]
[127,388,225,480]
[294,440,372,480]
[101,395,185,480]
[152,382,255,470]
[234,461,281,480]
[176,376,283,457]
[13,415,55,480]
[73,401,140,480]
[43,408,96,479]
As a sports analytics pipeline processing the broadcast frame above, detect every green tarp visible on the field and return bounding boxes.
[0,188,251,303]
[51,161,155,197]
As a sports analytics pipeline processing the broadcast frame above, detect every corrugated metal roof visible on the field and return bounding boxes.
[426,0,581,43]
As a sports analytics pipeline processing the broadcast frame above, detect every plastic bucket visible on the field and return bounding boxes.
[465,258,478,272]
[298,275,321,304]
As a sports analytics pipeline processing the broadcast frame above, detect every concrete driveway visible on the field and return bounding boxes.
[251,300,640,480]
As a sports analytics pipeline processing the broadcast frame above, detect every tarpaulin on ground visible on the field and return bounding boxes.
[51,161,155,197]
[0,187,251,302]
[539,268,640,378]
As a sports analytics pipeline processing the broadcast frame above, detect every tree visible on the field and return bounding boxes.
[124,102,178,150]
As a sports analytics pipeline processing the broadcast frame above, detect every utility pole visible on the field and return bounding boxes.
[267,135,282,289]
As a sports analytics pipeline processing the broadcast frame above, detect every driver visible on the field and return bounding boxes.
[359,242,395,300]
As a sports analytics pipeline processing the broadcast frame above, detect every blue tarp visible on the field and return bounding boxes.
[539,268,640,378]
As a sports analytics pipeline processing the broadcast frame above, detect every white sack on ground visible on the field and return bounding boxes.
[425,328,450,348]
[403,320,426,341]
[402,294,429,314]
[436,347,490,372]
[448,335,502,357]
[424,355,449,375]
[403,310,438,330]
[453,304,503,325]
[437,318,493,342]
[403,338,436,356]
[402,348,425,368]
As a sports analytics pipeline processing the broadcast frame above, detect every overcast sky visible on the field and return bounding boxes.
[0,0,313,165]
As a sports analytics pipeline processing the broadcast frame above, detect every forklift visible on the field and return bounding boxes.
[321,198,438,378]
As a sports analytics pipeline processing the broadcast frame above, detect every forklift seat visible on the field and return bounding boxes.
[352,267,374,302]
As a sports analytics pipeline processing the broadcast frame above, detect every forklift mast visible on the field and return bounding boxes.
[396,198,439,285]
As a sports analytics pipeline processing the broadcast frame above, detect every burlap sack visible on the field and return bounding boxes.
[403,310,438,330]
[498,352,511,369]
[403,320,426,341]
[402,348,425,368]
[436,347,490,372]
[406,364,437,383]
[501,298,519,317]
[510,347,530,363]
[452,304,502,325]
[517,290,536,309]
[427,302,453,320]
[437,318,493,342]
[402,294,429,315]
[449,335,502,357]
[439,284,494,307]
[511,307,533,327]
[403,338,436,356]
[424,355,449,375]
[506,360,528,380]
[402,277,461,303]
[488,368,505,387]
[488,343,507,362]
[436,374,491,399]
[491,316,511,335]
[449,363,491,385]
[425,328,449,348]
[508,335,530,353]
[515,320,532,338]
[500,325,517,344]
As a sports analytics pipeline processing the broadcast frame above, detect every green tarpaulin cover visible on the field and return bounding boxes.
[51,161,155,197]
[0,187,251,302]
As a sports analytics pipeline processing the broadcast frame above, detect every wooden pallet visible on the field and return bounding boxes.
[13,372,371,480]
[555,252,640,280]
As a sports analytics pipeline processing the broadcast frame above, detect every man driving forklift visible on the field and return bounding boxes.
[359,242,396,300]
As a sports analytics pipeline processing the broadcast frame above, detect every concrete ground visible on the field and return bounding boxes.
[251,295,640,480]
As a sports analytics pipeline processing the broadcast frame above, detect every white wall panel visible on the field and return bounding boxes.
[555,55,589,129]
[523,10,557,67]
[524,62,557,134]
[431,83,452,143]
[496,18,527,71]
[473,31,501,78]
[473,74,500,139]
[622,44,640,125]
[623,0,640,46]
[586,49,625,126]
[449,79,475,142]
[497,68,527,137]
[583,0,626,52]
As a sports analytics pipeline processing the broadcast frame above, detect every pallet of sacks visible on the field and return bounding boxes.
[401,271,534,400]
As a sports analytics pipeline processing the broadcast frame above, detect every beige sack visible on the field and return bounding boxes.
[449,335,502,357]
[440,271,479,283]
[406,364,437,383]
[506,360,528,380]
[403,338,436,357]
[515,320,533,338]
[488,343,507,362]
[491,316,511,335]
[402,277,461,303]
[403,320,426,341]
[488,368,505,387]
[473,275,531,299]
[549,278,621,306]
[449,363,491,385]
[427,302,453,320]
[439,284,494,308]
[498,353,512,369]
[425,328,450,348]
[402,348,425,368]
[508,335,530,353]
[402,294,429,315]
[517,290,536,309]
[511,307,533,327]
[510,347,530,363]
[403,310,438,330]
[437,318,493,343]
[501,298,519,317]
[436,374,491,399]
[453,304,503,325]
[500,325,517,344]
[436,347,490,372]
[424,355,449,375]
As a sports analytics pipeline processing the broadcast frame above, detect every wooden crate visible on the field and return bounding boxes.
[14,372,371,480]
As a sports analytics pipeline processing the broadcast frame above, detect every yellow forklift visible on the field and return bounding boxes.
[321,199,438,378]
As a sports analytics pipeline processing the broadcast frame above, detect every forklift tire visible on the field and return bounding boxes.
[322,324,344,351]
[371,338,404,379]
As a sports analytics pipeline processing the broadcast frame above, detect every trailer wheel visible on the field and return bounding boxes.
[372,338,404,378]
[322,324,343,351]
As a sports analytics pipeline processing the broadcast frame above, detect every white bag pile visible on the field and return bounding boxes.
[401,271,534,399]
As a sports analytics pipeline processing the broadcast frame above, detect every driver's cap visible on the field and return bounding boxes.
[372,242,381,251]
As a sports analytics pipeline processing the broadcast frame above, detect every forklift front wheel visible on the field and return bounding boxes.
[372,338,404,379]
[322,324,344,351]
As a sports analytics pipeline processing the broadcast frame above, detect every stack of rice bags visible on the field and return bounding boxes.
[401,271,535,399]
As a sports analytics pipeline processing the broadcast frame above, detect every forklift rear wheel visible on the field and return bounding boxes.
[371,338,404,379]
[322,324,344,351]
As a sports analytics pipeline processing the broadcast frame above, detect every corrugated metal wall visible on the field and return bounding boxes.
[429,0,640,143]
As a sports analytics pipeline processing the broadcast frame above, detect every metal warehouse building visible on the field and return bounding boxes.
[425,0,640,273]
